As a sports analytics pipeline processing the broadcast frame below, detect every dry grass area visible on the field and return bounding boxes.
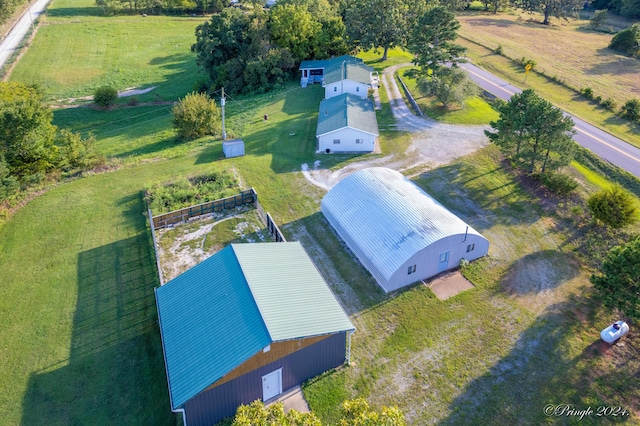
[457,12,640,103]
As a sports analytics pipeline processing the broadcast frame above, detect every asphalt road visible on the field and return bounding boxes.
[460,62,640,179]
[0,0,51,69]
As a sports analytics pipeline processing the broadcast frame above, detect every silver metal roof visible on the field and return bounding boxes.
[321,167,485,283]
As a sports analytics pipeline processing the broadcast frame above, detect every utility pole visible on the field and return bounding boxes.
[221,87,227,140]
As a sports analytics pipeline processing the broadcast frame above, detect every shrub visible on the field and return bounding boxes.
[590,9,607,29]
[55,129,103,171]
[620,98,640,121]
[494,44,504,55]
[587,184,638,228]
[520,57,536,70]
[580,87,594,100]
[600,97,617,111]
[172,92,221,140]
[93,86,118,107]
[609,24,640,57]
[540,171,579,195]
[594,95,602,104]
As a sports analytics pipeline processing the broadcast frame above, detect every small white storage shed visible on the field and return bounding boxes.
[321,167,489,292]
[222,139,245,158]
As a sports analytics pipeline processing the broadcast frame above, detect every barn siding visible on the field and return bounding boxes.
[318,127,376,153]
[183,332,347,426]
[324,80,370,99]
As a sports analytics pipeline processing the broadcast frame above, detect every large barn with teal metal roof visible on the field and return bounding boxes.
[321,167,489,293]
[155,242,354,426]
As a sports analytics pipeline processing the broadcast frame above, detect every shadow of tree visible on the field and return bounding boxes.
[21,233,172,425]
[439,296,637,425]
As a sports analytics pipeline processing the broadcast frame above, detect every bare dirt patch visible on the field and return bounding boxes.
[156,206,273,281]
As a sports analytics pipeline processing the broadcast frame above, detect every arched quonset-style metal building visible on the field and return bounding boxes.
[321,167,489,293]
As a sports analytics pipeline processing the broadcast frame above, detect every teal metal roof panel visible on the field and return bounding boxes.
[155,246,271,409]
[321,167,486,282]
[232,242,355,342]
[299,55,361,70]
[324,61,373,85]
[316,94,379,136]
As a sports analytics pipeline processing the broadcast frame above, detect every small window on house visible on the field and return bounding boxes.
[334,86,337,92]
[333,139,340,144]
[356,139,363,144]
[408,265,416,275]
[466,243,475,252]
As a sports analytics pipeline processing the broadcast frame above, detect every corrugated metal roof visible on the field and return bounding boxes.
[233,242,355,342]
[156,243,354,409]
[321,167,485,283]
[155,246,270,409]
[299,54,361,70]
[316,93,379,137]
[323,61,373,85]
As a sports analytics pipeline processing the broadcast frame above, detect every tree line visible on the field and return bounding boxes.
[0,83,102,203]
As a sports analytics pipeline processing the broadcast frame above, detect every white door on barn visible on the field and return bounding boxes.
[262,368,282,401]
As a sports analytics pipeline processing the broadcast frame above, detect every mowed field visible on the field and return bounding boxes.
[457,12,640,104]
[1,2,639,425]
[8,0,208,101]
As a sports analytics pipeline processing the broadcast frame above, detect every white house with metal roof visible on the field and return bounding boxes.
[321,167,489,292]
[316,93,379,153]
[155,242,354,426]
[298,55,377,97]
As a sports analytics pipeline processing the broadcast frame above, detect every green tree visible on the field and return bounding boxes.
[232,400,321,425]
[0,154,19,202]
[172,92,221,140]
[514,0,584,24]
[407,6,466,76]
[0,82,57,177]
[94,85,118,107]
[485,89,576,174]
[621,0,640,18]
[345,0,409,61]
[590,9,608,29]
[55,129,103,171]
[340,398,406,426]
[620,99,640,121]
[417,67,478,109]
[192,7,250,81]
[609,24,640,57]
[268,3,322,62]
[587,185,638,228]
[591,236,640,322]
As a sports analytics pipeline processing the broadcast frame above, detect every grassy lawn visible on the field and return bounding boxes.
[396,66,500,125]
[456,11,640,149]
[304,146,640,424]
[8,0,208,101]
[2,16,640,424]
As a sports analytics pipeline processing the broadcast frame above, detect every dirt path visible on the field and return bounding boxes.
[301,64,490,190]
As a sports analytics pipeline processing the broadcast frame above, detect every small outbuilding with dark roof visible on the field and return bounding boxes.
[155,242,354,426]
[321,167,489,292]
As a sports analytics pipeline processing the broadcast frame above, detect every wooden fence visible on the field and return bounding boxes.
[151,189,257,230]
[255,200,287,243]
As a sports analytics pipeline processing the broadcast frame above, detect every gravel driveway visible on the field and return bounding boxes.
[302,64,490,190]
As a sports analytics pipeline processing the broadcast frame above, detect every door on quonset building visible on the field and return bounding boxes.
[438,251,450,273]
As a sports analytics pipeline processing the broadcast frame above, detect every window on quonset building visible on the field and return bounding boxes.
[333,139,340,144]
[408,265,416,274]
[466,243,475,252]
